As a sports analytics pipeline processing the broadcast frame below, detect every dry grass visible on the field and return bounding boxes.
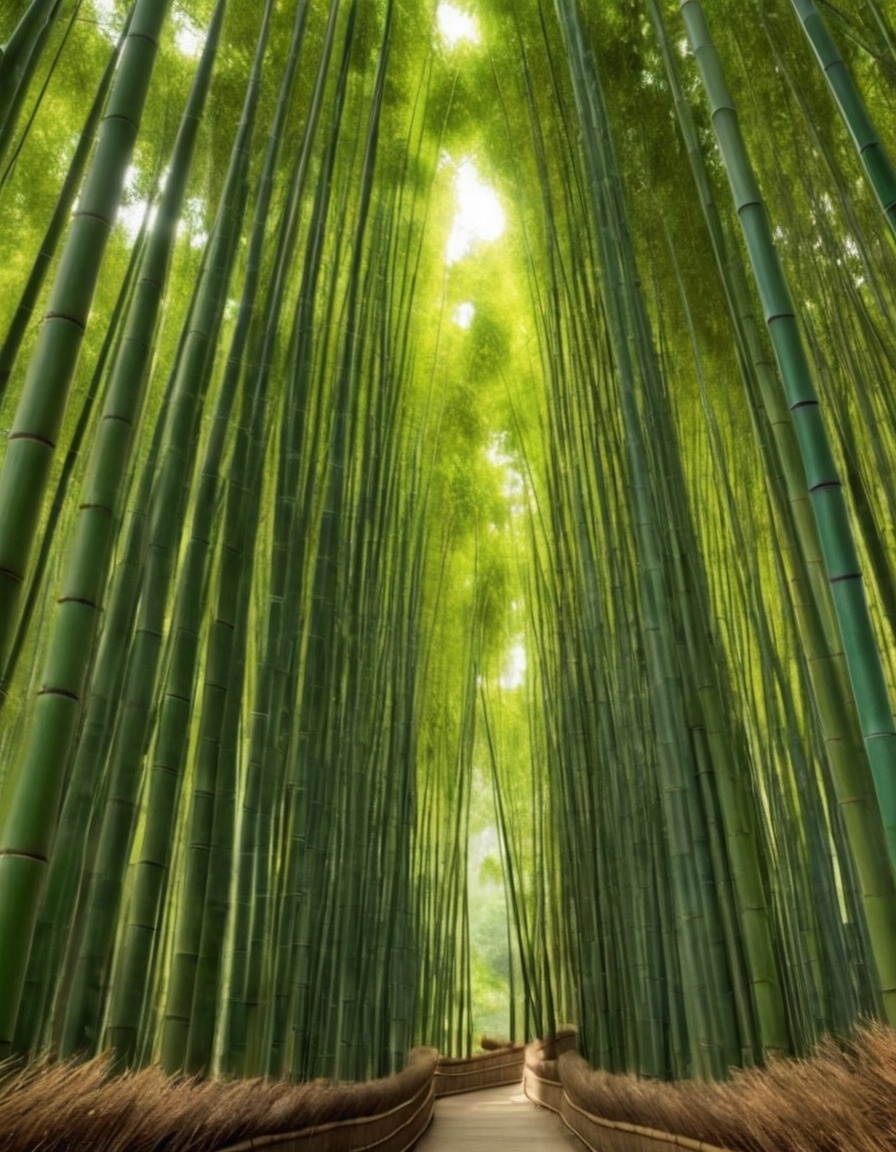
[0,1045,438,1152]
[7,1026,895,1150]
[554,1021,896,1151]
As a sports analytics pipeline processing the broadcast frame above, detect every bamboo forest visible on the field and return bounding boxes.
[1,0,896,1147]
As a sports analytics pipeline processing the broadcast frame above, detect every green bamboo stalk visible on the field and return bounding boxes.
[0,166,150,707]
[180,628,245,1073]
[0,13,125,396]
[58,6,262,1054]
[790,0,896,240]
[552,0,736,1076]
[652,0,896,1038]
[0,0,171,1059]
[679,1,896,1022]
[77,0,229,1068]
[864,0,896,66]
[0,0,170,677]
[9,202,154,1054]
[0,0,86,196]
[0,0,61,168]
[656,219,788,1060]
[684,284,864,1043]
[314,0,397,1079]
[37,286,199,1056]
[161,0,324,1076]
[222,0,352,1079]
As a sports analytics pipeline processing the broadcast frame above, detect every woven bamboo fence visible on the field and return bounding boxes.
[433,1038,526,1096]
[213,1047,438,1152]
[523,1036,732,1152]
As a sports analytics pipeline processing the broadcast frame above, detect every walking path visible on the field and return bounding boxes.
[415,1084,583,1151]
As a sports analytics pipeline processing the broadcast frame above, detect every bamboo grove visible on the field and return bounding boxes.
[0,0,895,1090]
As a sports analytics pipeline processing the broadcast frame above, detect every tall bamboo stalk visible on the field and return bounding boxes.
[679,0,896,1022]
[0,0,171,1058]
[0,0,170,678]
[789,0,896,239]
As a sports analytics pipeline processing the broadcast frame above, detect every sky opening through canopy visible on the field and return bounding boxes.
[437,3,480,48]
[446,158,506,264]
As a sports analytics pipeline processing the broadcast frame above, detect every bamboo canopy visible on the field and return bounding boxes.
[0,0,895,1089]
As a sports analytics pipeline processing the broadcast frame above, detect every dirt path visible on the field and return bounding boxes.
[415,1084,584,1151]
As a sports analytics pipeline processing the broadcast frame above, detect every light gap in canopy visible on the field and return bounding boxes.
[445,157,506,264]
[114,167,209,249]
[499,640,526,690]
[484,435,528,688]
[91,0,205,55]
[486,432,525,510]
[453,301,475,328]
[172,8,205,58]
[90,0,119,41]
[437,3,480,49]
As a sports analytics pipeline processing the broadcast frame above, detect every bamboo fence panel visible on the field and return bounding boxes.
[523,1039,732,1152]
[214,1047,438,1152]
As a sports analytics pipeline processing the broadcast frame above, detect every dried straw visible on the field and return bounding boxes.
[546,1023,896,1152]
[0,1046,438,1152]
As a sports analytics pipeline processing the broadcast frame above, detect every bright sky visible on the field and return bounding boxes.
[92,0,203,55]
[437,3,480,48]
[499,641,527,690]
[92,0,117,40]
[486,433,525,508]
[453,301,475,329]
[116,166,152,241]
[115,166,209,250]
[172,12,205,58]
[446,158,506,264]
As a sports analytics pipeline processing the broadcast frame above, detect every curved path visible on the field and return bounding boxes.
[415,1083,583,1151]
